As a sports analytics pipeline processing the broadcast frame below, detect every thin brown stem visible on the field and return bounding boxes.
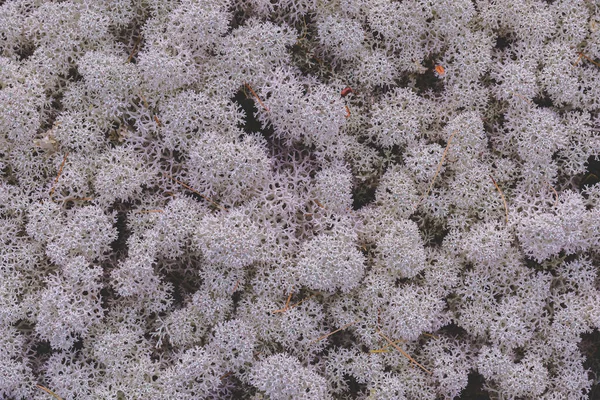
[244,82,269,112]
[36,385,63,400]
[422,332,439,340]
[272,292,293,314]
[164,173,226,211]
[513,91,533,104]
[377,331,432,375]
[49,152,69,199]
[489,174,508,223]
[369,339,405,353]
[220,371,233,381]
[578,52,600,68]
[126,35,143,63]
[138,91,149,109]
[288,294,316,310]
[232,279,241,293]
[312,320,360,343]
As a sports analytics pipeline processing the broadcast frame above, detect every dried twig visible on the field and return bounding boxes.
[489,174,508,223]
[369,348,389,353]
[220,371,233,381]
[288,294,316,310]
[163,173,226,211]
[369,338,405,353]
[36,384,63,400]
[422,332,439,340]
[577,51,600,68]
[513,91,533,104]
[272,292,293,314]
[49,152,69,199]
[232,279,241,293]
[244,82,269,112]
[377,331,432,375]
[138,209,164,214]
[138,91,149,108]
[299,16,309,42]
[126,35,143,63]
[272,293,315,314]
[312,320,360,343]
[544,180,559,208]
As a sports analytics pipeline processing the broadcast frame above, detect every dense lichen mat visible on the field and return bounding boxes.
[1,0,600,399]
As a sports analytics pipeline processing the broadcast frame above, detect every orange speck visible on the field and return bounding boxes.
[435,65,445,76]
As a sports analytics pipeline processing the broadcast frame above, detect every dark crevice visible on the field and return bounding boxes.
[352,179,377,210]
[580,155,600,189]
[232,88,264,136]
[580,330,600,398]
[110,202,131,257]
[533,91,554,108]
[457,372,491,400]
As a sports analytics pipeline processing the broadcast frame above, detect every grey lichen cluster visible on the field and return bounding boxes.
[1,0,600,399]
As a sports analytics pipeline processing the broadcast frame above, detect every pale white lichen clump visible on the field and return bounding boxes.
[1,0,600,399]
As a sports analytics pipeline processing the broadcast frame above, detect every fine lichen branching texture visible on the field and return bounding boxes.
[1,0,600,399]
